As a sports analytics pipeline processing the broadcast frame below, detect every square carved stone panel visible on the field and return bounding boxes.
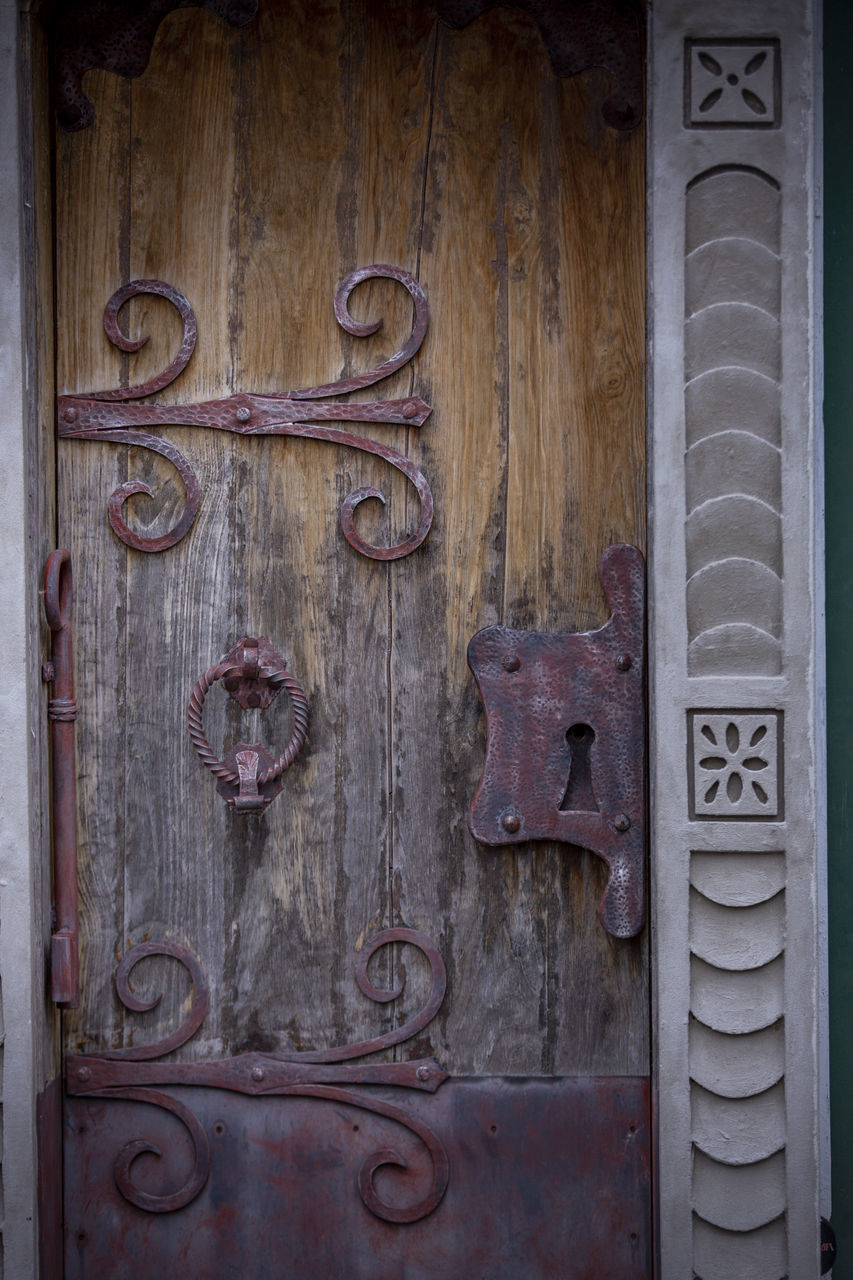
[685,39,780,128]
[689,711,782,820]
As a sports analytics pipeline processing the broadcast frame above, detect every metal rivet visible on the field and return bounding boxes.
[63,406,78,423]
[223,676,239,692]
[613,813,630,832]
[246,691,261,708]
[76,1066,91,1082]
[615,654,632,672]
[251,1066,265,1082]
[236,406,251,423]
[416,1065,430,1082]
[403,402,418,419]
[502,812,521,833]
[503,654,521,672]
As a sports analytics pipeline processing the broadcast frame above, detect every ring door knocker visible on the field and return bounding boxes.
[188,637,309,813]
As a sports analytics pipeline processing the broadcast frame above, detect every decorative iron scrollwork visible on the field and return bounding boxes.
[66,929,450,1223]
[58,266,434,561]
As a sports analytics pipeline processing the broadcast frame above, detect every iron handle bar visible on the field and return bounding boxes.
[43,549,79,1006]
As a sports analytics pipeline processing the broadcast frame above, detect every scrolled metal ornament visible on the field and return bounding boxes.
[58,266,434,560]
[67,929,450,1223]
[109,1087,211,1214]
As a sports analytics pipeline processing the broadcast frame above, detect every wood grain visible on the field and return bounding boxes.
[55,2,646,1075]
[56,64,132,1052]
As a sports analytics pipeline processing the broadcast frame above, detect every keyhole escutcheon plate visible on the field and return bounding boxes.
[467,544,646,938]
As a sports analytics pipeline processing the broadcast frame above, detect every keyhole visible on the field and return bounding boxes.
[559,723,599,813]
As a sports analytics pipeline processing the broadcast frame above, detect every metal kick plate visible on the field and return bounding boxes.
[63,1076,651,1280]
[468,544,646,938]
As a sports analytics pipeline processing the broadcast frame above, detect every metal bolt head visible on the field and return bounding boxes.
[246,691,261,708]
[502,812,521,834]
[63,406,78,423]
[403,402,418,419]
[615,654,632,672]
[76,1066,91,1082]
[502,654,521,672]
[416,1065,431,1082]
[251,1065,265,1082]
[236,406,251,423]
[613,813,630,832]
[223,676,239,693]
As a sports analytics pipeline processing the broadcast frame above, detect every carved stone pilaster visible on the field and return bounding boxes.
[650,2,821,1276]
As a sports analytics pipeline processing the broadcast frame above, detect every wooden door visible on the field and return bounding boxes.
[53,3,647,1275]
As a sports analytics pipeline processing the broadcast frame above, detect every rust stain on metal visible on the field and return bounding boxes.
[188,636,309,813]
[66,929,450,1223]
[50,0,259,132]
[43,549,80,1004]
[436,0,645,130]
[58,268,434,560]
[64,1075,650,1277]
[37,1077,63,1277]
[468,543,646,938]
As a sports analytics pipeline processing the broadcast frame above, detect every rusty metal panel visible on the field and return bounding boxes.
[468,543,646,938]
[64,1076,650,1279]
[38,1077,64,1280]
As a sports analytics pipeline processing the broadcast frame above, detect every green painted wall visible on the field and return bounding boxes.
[826,0,853,1256]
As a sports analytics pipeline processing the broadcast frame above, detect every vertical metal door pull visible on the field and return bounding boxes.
[43,549,79,1005]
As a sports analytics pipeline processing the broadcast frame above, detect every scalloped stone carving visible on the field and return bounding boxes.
[690,955,784,1033]
[690,888,784,970]
[692,1149,786,1232]
[685,167,782,675]
[690,851,786,907]
[693,1215,788,1280]
[691,1081,786,1164]
[689,1020,785,1099]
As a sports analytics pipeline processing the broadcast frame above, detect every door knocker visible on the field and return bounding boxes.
[188,637,308,813]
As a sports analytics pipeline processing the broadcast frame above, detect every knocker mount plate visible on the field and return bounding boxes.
[468,543,646,938]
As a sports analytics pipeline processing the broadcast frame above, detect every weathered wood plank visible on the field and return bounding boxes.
[119,8,242,1056]
[391,11,551,1075]
[393,11,647,1074]
[56,2,646,1076]
[220,0,438,1051]
[56,68,131,1052]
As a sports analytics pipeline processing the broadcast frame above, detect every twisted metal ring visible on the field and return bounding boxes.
[187,661,308,785]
